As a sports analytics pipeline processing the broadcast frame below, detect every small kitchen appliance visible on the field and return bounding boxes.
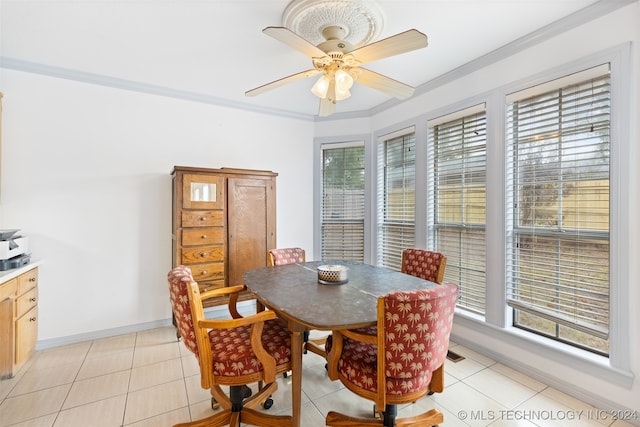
[0,229,30,271]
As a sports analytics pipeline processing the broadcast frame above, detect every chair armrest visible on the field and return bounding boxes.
[200,284,247,319]
[342,328,377,344]
[200,284,246,300]
[197,309,276,330]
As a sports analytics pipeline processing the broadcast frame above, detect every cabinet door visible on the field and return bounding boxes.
[15,306,37,368]
[227,178,276,286]
[182,174,225,210]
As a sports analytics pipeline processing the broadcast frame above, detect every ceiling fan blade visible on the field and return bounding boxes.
[348,29,428,65]
[245,69,321,97]
[263,26,328,59]
[318,97,336,117]
[354,67,415,99]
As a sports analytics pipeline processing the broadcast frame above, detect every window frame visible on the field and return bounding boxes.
[375,126,417,270]
[505,66,612,354]
[427,104,488,316]
[314,135,373,263]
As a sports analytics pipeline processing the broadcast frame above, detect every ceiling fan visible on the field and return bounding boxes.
[245,25,428,116]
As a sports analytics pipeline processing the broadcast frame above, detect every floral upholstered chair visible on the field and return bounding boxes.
[326,283,459,427]
[401,248,447,284]
[266,247,326,362]
[168,265,293,427]
[266,247,306,266]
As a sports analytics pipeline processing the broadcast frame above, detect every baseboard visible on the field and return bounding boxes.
[35,300,258,350]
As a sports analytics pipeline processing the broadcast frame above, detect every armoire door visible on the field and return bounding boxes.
[227,178,276,286]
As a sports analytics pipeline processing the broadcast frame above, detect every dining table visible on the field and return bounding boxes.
[243,260,439,427]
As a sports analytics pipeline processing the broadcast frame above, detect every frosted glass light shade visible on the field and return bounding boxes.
[311,75,330,98]
[335,69,354,91]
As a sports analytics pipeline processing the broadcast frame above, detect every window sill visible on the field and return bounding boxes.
[451,312,634,389]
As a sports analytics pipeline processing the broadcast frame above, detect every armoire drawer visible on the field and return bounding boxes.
[189,262,225,282]
[182,228,224,246]
[181,245,224,264]
[181,210,223,227]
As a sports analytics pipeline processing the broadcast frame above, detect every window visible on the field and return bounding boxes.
[429,105,487,314]
[376,130,416,270]
[505,64,611,354]
[320,142,365,261]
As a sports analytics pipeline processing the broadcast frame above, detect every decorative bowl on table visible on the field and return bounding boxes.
[317,265,348,285]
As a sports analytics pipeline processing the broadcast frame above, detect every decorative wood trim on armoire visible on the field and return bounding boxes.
[171,166,277,307]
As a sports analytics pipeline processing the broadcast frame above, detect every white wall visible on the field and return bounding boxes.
[0,70,315,342]
[315,1,640,418]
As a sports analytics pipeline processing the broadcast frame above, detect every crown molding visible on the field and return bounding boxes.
[0,56,315,122]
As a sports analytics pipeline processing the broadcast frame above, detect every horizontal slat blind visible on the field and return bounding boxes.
[505,69,611,350]
[377,131,416,270]
[321,143,365,261]
[430,107,487,314]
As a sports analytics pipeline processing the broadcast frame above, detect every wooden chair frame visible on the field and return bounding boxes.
[325,293,448,427]
[173,279,293,427]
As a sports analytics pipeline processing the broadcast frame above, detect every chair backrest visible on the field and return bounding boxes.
[401,248,447,284]
[267,247,306,266]
[378,283,458,401]
[167,265,200,357]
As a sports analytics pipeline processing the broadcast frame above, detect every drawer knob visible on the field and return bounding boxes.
[29,317,37,322]
[200,216,206,221]
[199,252,206,257]
[30,297,37,302]
[201,235,207,239]
[201,270,207,275]
[29,277,36,282]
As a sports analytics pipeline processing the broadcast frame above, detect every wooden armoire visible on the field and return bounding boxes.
[171,166,277,307]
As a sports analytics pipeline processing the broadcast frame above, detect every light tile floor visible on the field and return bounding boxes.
[0,326,636,427]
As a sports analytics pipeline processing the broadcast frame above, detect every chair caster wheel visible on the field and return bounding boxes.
[263,398,273,410]
[427,390,435,395]
[241,385,252,399]
[283,372,288,378]
[211,398,220,410]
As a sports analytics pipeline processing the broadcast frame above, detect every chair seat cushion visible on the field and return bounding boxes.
[210,317,291,377]
[335,336,434,396]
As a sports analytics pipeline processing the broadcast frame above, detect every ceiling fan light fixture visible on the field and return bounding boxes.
[335,69,354,90]
[311,74,330,98]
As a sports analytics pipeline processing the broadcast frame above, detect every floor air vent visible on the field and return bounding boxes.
[446,350,465,362]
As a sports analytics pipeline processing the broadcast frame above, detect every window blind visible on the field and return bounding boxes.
[505,67,611,352]
[321,143,365,261]
[429,106,487,314]
[376,130,416,270]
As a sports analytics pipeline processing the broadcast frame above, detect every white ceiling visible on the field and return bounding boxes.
[1,0,604,119]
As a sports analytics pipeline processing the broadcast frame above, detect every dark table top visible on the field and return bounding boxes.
[244,260,437,331]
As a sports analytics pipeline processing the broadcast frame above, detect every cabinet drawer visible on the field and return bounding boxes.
[17,269,38,294]
[181,245,224,264]
[0,278,17,301]
[182,228,224,246]
[16,287,38,318]
[189,262,225,282]
[181,210,223,227]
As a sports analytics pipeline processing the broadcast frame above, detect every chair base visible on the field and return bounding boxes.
[174,384,292,427]
[326,407,444,427]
